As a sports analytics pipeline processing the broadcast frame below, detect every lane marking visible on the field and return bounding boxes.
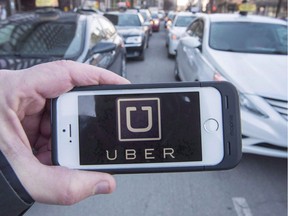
[232,197,253,216]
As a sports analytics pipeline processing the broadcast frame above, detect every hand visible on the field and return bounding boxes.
[0,60,130,205]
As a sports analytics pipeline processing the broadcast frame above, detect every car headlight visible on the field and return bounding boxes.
[239,93,269,118]
[126,36,142,44]
[171,34,179,40]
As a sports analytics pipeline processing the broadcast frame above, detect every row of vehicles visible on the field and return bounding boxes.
[169,10,287,158]
[0,7,287,158]
[0,8,160,77]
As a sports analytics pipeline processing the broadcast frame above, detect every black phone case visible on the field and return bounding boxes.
[52,81,242,174]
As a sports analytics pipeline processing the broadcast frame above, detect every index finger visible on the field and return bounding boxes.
[20,60,130,98]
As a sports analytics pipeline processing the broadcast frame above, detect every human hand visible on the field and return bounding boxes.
[0,60,130,205]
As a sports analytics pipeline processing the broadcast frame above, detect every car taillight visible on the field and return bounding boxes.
[154,20,159,25]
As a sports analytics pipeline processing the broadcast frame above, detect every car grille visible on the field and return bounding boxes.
[263,97,288,121]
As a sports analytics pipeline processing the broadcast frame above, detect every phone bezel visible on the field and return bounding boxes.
[55,86,224,170]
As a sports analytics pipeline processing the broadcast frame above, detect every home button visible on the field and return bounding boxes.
[204,119,219,133]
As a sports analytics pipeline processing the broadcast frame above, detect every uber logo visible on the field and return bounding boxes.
[117,98,161,141]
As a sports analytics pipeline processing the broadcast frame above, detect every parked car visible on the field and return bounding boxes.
[175,13,288,158]
[0,8,126,77]
[151,12,160,32]
[166,12,198,57]
[104,11,150,60]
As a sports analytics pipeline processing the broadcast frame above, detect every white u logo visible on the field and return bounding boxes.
[126,106,153,133]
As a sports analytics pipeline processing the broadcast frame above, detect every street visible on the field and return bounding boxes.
[25,24,287,216]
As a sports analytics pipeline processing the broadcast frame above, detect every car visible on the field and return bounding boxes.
[151,12,160,32]
[0,8,126,77]
[104,11,150,60]
[158,10,165,20]
[165,11,177,29]
[166,12,198,57]
[139,9,153,35]
[175,13,288,158]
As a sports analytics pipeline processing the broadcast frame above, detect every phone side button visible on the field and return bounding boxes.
[204,119,219,133]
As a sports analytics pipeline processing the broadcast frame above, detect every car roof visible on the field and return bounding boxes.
[176,11,197,17]
[3,8,97,25]
[204,13,287,25]
[105,11,139,15]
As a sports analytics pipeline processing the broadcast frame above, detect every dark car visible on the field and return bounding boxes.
[151,12,160,32]
[0,9,126,77]
[104,11,149,60]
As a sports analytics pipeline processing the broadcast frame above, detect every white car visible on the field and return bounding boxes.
[166,12,198,57]
[175,13,288,158]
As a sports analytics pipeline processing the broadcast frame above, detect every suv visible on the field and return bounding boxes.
[104,11,150,60]
[0,9,126,77]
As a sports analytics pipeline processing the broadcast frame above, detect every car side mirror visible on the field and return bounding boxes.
[181,36,201,49]
[91,42,116,54]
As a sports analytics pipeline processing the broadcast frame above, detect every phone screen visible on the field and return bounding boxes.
[78,92,202,165]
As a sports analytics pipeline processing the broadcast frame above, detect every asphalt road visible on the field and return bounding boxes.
[25,23,287,216]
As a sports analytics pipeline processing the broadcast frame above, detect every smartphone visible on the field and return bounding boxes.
[52,82,242,173]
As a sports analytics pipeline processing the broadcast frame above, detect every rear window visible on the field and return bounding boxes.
[209,22,287,55]
[0,15,85,58]
[105,14,141,26]
[174,16,196,27]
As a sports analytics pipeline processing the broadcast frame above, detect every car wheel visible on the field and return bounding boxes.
[121,55,127,78]
[139,49,145,61]
[167,42,174,58]
[174,62,181,81]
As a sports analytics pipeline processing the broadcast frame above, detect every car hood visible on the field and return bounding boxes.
[170,26,187,36]
[209,50,287,100]
[116,26,143,36]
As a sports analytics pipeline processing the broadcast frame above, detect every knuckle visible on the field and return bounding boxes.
[57,185,79,206]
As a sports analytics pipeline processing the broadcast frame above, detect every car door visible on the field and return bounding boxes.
[177,20,202,81]
[188,19,216,81]
[85,18,106,66]
[98,16,124,76]
[86,17,119,73]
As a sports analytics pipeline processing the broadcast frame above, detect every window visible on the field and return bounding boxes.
[209,22,287,54]
[98,17,116,39]
[174,16,196,27]
[89,19,104,48]
[186,20,204,42]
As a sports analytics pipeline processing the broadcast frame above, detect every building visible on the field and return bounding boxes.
[207,0,287,18]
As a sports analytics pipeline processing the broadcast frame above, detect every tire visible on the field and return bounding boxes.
[146,36,149,48]
[121,55,127,78]
[167,42,174,58]
[139,49,145,61]
[174,61,181,81]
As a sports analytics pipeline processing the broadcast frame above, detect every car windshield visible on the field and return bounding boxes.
[209,22,287,55]
[151,13,158,19]
[0,16,85,58]
[116,14,141,26]
[175,16,195,27]
[140,12,147,20]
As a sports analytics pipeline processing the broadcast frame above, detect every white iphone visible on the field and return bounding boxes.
[52,82,242,173]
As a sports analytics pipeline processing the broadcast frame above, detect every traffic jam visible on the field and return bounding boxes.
[0,1,286,158]
[0,0,287,215]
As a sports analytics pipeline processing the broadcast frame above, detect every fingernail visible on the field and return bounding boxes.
[94,181,110,195]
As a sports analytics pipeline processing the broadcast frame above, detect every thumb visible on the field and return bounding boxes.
[27,165,116,205]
